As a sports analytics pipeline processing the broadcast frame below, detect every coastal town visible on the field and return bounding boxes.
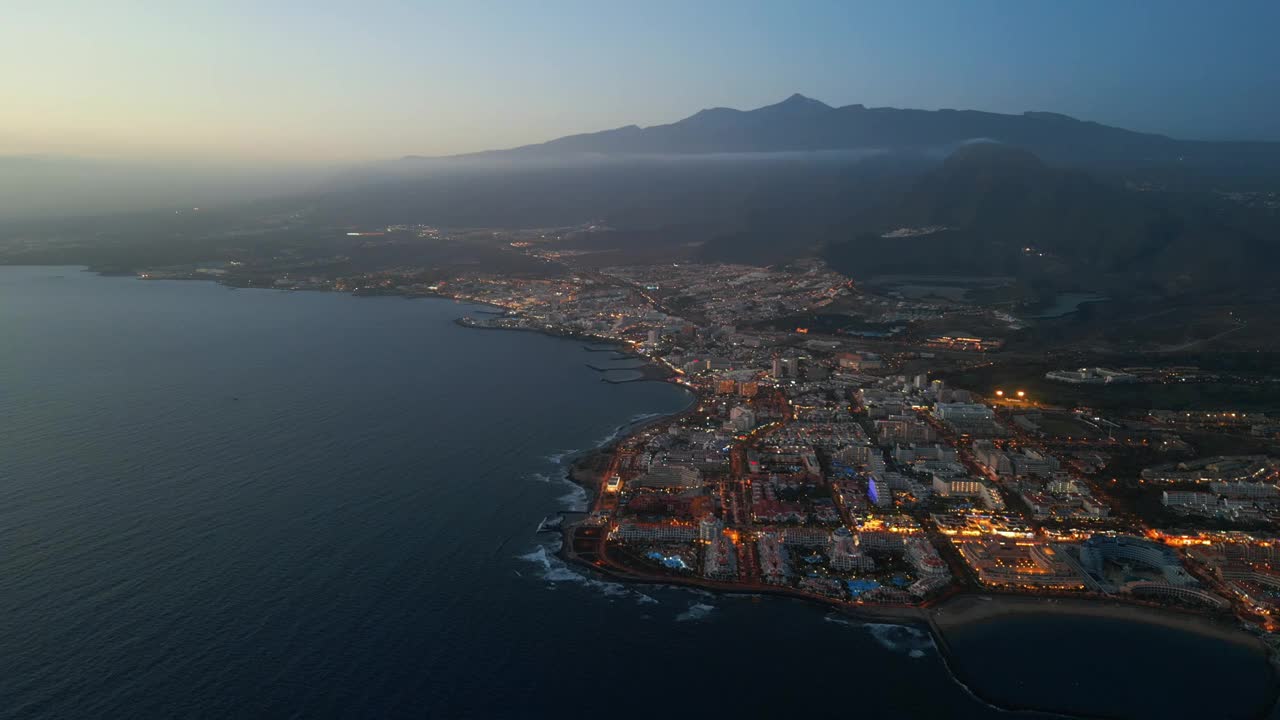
[441,244,1280,646]
[13,9,1280,718]
[118,224,1280,644]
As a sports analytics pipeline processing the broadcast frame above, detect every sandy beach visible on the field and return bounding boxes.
[931,593,1266,649]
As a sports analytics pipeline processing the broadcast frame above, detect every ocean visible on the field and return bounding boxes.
[0,267,1273,719]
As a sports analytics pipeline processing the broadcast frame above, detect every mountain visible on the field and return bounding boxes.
[822,142,1280,296]
[444,94,1280,179]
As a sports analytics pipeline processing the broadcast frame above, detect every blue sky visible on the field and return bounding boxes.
[4,0,1278,161]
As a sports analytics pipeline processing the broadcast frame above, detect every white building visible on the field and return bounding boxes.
[905,537,949,578]
[729,406,757,433]
[934,403,995,423]
[828,527,875,572]
[612,522,698,543]
[703,533,738,580]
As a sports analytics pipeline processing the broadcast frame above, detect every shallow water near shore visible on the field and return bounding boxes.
[936,597,1276,719]
[0,267,1273,719]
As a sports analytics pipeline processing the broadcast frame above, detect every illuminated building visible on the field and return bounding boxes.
[782,357,800,378]
[1162,490,1216,508]
[934,402,995,424]
[955,538,1087,590]
[1188,540,1280,613]
[931,513,1034,539]
[699,516,725,543]
[1120,581,1228,609]
[905,537,949,578]
[931,477,984,497]
[1044,367,1138,385]
[867,476,892,507]
[781,527,830,547]
[631,465,703,489]
[729,406,757,432]
[611,522,698,543]
[1077,535,1195,587]
[757,532,791,583]
[855,516,921,552]
[703,533,738,580]
[828,527,875,572]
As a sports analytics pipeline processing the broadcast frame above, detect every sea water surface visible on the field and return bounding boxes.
[0,267,1273,719]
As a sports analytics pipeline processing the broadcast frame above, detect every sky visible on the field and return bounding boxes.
[4,0,1279,163]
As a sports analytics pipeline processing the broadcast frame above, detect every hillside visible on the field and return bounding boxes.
[822,143,1280,297]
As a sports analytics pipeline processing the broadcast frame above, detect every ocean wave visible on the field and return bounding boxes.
[528,455,587,511]
[544,450,578,465]
[516,544,654,605]
[556,484,589,512]
[822,615,858,628]
[675,602,716,622]
[517,544,615,588]
[864,622,935,658]
[593,425,627,447]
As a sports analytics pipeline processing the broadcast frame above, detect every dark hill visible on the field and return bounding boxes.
[822,144,1280,296]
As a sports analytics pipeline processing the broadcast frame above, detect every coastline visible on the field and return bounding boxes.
[455,319,674,384]
[55,272,1280,620]
[8,264,1277,719]
[39,266,1280,716]
[64,266,680,385]
[930,594,1280,719]
[543,381,1270,644]
[537,370,1280,718]
[13,265,1277,719]
[932,593,1267,648]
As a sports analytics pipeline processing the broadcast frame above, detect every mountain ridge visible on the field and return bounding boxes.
[405,95,1280,176]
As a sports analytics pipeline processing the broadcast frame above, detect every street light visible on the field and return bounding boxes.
[1016,390,1026,399]
[995,390,1004,397]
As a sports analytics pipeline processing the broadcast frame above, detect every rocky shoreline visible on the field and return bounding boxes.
[545,410,1280,720]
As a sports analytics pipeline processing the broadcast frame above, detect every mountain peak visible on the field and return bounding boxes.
[784,92,820,103]
[762,93,832,111]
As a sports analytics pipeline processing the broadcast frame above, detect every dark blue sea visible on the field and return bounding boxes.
[0,267,1274,719]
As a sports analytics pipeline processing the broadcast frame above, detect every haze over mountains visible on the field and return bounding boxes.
[6,94,1280,313]
[5,92,1280,353]
[361,97,1280,300]
[8,94,1280,224]
[418,94,1280,179]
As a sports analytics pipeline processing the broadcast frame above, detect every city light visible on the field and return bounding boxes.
[229,219,1280,642]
